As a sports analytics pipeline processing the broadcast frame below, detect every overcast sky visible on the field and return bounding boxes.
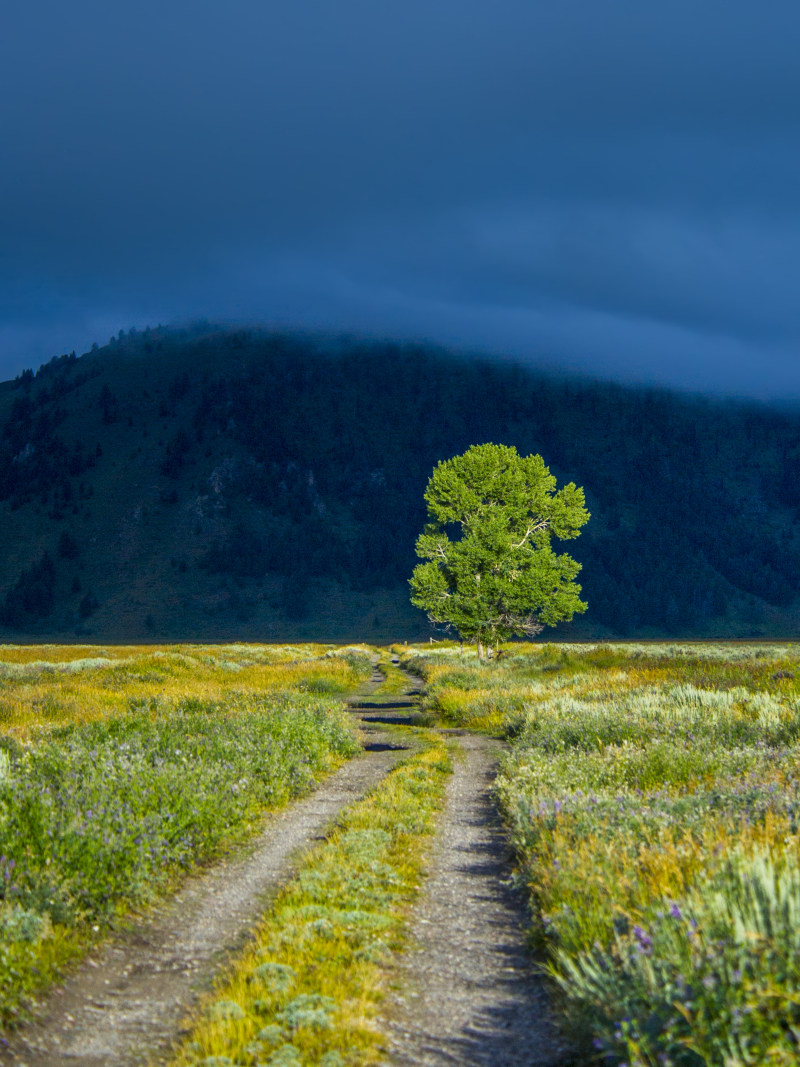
[3,1,800,398]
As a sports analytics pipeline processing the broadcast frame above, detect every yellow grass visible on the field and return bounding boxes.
[0,643,371,740]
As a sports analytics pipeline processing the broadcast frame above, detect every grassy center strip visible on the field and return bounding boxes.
[168,734,451,1067]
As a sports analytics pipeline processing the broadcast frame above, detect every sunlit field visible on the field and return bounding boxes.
[9,637,800,1063]
[0,643,371,1025]
[404,641,800,1065]
[0,642,371,738]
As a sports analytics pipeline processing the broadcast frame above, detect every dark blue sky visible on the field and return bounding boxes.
[3,1,800,397]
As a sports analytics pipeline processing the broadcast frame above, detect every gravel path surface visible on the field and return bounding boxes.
[382,732,571,1067]
[1,729,407,1067]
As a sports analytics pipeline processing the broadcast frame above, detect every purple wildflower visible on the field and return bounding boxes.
[633,925,653,950]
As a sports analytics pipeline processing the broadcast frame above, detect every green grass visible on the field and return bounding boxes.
[404,640,800,1065]
[168,735,451,1066]
[0,642,373,738]
[0,643,369,1028]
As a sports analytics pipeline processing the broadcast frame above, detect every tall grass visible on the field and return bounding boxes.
[406,640,800,1064]
[0,642,372,738]
[0,643,370,1027]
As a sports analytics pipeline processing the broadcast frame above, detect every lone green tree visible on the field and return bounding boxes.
[409,444,589,655]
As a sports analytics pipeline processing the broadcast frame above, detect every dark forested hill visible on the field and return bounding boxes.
[1,325,799,641]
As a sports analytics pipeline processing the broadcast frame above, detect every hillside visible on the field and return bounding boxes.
[1,325,799,641]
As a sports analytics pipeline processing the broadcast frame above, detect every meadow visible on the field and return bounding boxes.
[405,641,800,1066]
[7,638,800,1065]
[0,643,371,1025]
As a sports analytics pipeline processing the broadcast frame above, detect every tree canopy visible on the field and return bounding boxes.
[409,444,589,652]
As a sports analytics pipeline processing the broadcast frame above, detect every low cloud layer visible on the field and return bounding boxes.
[3,1,800,397]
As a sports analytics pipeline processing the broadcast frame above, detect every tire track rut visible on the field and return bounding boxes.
[3,660,570,1066]
[378,662,570,1066]
[1,680,406,1067]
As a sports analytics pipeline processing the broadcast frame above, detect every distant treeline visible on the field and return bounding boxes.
[2,327,799,636]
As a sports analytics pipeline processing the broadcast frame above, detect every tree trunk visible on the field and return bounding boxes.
[476,639,484,659]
